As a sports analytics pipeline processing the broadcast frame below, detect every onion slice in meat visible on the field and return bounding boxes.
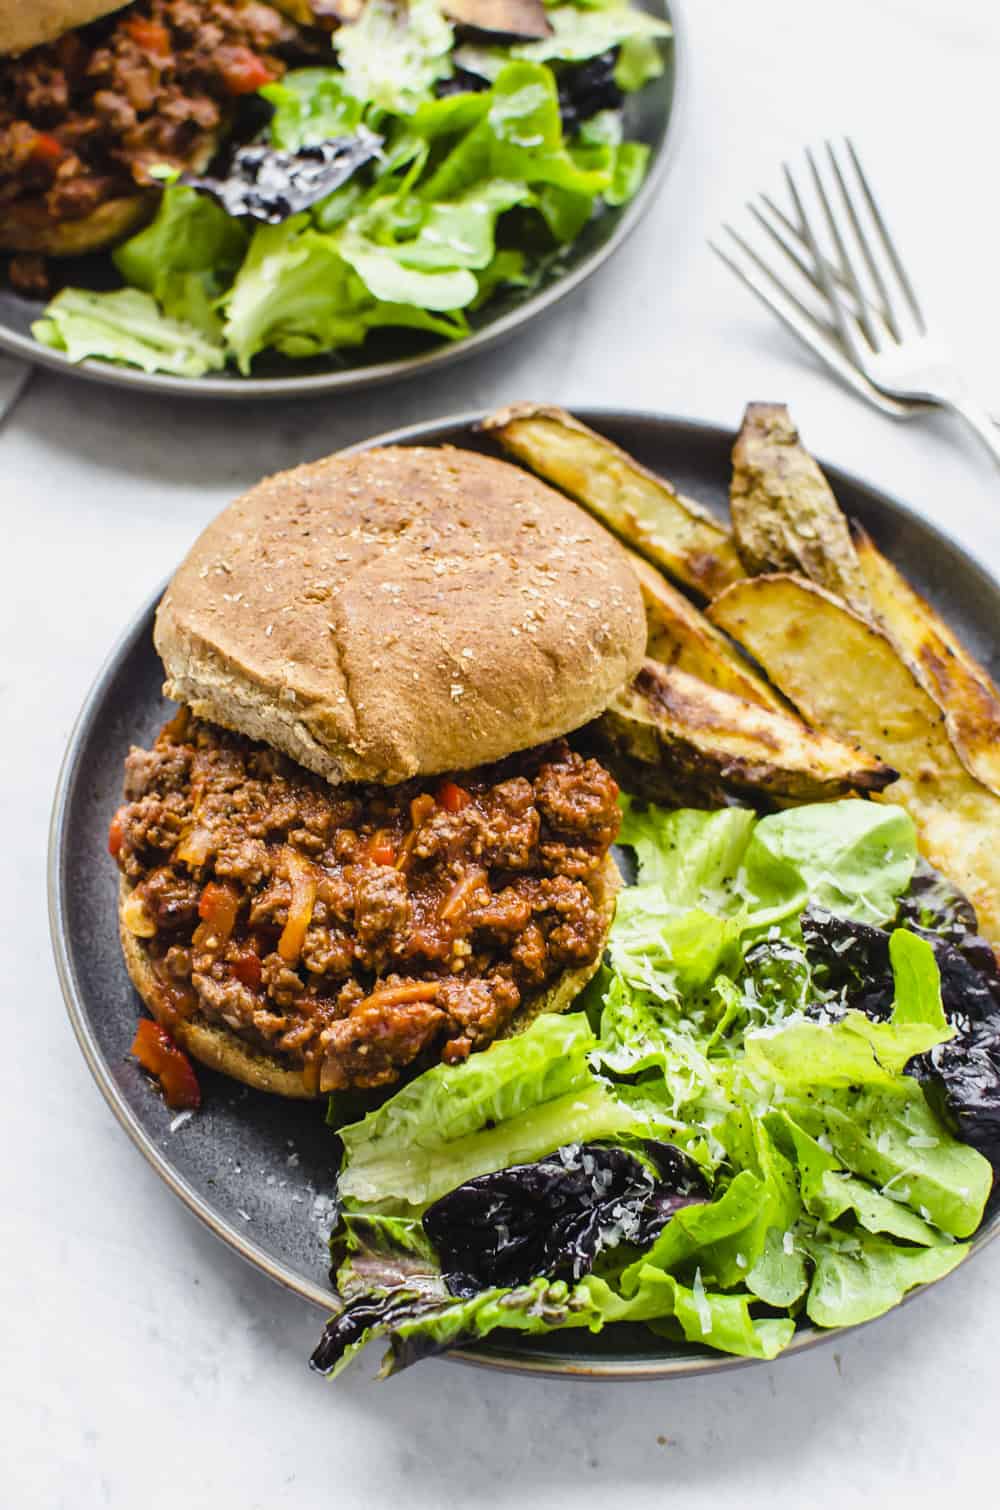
[278,848,317,964]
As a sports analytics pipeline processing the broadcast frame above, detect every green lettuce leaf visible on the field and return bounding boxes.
[609,885,744,997]
[32,288,226,376]
[617,800,755,902]
[337,1012,639,1209]
[804,1228,969,1329]
[512,4,671,65]
[221,217,466,371]
[743,801,918,928]
[337,177,531,308]
[745,930,953,1088]
[786,1083,992,1239]
[261,68,364,149]
[334,0,454,113]
[421,61,610,201]
[772,1112,943,1245]
[615,33,665,91]
[606,140,650,205]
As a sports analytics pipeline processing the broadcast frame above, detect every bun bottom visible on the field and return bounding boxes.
[1,194,152,257]
[2,132,222,258]
[118,854,621,1100]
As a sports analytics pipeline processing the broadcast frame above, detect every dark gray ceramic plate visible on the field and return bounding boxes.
[49,409,1000,1379]
[0,1,681,400]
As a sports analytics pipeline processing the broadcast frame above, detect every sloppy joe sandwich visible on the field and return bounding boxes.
[0,0,317,290]
[110,444,646,1098]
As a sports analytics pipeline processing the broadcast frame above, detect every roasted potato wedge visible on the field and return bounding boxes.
[626,550,786,712]
[729,403,869,612]
[481,403,743,599]
[592,658,896,809]
[709,574,1000,946]
[852,525,1000,797]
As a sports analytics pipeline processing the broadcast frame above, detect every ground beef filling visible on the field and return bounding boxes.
[112,712,620,1094]
[1,0,310,282]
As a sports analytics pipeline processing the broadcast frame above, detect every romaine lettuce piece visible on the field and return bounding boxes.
[337,1012,640,1208]
[33,288,226,377]
[221,216,467,371]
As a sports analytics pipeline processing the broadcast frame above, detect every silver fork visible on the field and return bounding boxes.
[710,215,921,421]
[795,140,1000,466]
[713,142,1000,461]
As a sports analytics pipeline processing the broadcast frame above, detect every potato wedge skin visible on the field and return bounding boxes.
[481,403,744,599]
[625,549,787,713]
[709,573,1000,946]
[592,657,895,808]
[853,525,1000,798]
[730,403,869,612]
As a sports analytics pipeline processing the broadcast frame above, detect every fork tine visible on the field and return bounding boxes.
[846,137,927,334]
[824,139,899,337]
[747,201,819,294]
[805,146,882,352]
[720,221,837,339]
[782,160,864,364]
[751,195,879,326]
[708,237,914,420]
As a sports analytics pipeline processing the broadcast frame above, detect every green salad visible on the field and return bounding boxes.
[32,0,670,376]
[311,796,995,1378]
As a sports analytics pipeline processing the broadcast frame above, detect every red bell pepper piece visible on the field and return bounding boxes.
[126,17,171,55]
[437,779,471,813]
[131,1019,201,1110]
[107,807,126,858]
[230,944,262,990]
[30,132,66,167]
[218,47,276,95]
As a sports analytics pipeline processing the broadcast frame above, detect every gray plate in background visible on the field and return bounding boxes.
[1,2,682,400]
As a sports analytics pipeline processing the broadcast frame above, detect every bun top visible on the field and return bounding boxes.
[155,444,646,785]
[0,1,128,55]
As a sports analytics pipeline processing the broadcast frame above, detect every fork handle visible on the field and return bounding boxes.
[945,395,1000,468]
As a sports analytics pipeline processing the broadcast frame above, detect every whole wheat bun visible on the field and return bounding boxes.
[0,0,128,56]
[155,445,647,785]
[120,857,620,1099]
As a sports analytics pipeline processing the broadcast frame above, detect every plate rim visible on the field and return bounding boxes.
[2,0,686,401]
[49,404,1000,1380]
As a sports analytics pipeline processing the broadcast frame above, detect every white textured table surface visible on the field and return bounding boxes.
[5,2,999,1505]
